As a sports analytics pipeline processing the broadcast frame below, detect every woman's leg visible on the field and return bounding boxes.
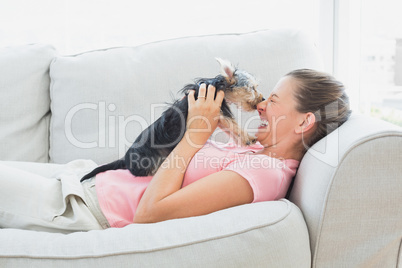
[0,160,104,233]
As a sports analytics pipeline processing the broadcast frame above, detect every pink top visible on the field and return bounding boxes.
[95,140,299,228]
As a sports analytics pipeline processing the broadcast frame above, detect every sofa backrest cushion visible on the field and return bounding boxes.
[49,29,322,164]
[0,44,56,162]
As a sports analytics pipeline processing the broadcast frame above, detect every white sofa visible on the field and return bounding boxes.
[1,29,401,268]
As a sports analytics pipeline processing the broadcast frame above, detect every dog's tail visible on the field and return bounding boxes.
[80,159,126,182]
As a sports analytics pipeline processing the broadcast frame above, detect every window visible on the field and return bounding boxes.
[334,0,402,126]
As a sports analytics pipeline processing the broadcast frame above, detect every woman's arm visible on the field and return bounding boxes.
[133,169,253,223]
[133,84,253,223]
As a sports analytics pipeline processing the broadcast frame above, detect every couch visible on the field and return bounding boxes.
[0,29,401,267]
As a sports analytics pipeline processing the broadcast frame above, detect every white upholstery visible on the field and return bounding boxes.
[289,114,402,267]
[0,197,310,267]
[0,44,56,162]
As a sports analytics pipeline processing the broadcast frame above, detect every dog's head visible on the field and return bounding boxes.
[180,59,264,111]
[216,58,264,111]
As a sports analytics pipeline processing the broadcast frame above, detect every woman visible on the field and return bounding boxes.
[0,69,351,232]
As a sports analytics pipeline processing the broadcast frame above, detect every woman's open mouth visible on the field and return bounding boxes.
[258,119,269,129]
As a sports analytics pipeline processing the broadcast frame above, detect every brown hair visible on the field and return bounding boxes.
[286,69,352,151]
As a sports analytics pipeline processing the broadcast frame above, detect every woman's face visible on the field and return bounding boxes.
[255,76,303,147]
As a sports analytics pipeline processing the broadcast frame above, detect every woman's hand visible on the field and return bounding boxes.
[185,84,224,148]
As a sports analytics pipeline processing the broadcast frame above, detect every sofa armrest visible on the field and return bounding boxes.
[290,114,402,267]
[0,199,310,267]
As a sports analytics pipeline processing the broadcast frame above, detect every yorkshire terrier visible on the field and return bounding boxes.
[81,58,264,181]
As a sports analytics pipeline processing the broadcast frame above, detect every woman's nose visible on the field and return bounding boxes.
[257,99,267,114]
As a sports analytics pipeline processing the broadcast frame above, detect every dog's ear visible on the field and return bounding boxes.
[216,58,236,83]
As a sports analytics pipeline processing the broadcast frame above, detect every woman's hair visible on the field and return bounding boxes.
[286,69,352,151]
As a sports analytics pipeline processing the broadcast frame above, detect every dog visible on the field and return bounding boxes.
[80,58,264,182]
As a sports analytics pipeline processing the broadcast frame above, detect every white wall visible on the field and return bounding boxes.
[0,0,321,55]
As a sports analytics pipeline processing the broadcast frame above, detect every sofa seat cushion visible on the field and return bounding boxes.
[0,44,56,162]
[0,196,310,267]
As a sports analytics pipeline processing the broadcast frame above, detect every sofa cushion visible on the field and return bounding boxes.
[0,44,56,162]
[49,29,322,164]
[0,197,310,267]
